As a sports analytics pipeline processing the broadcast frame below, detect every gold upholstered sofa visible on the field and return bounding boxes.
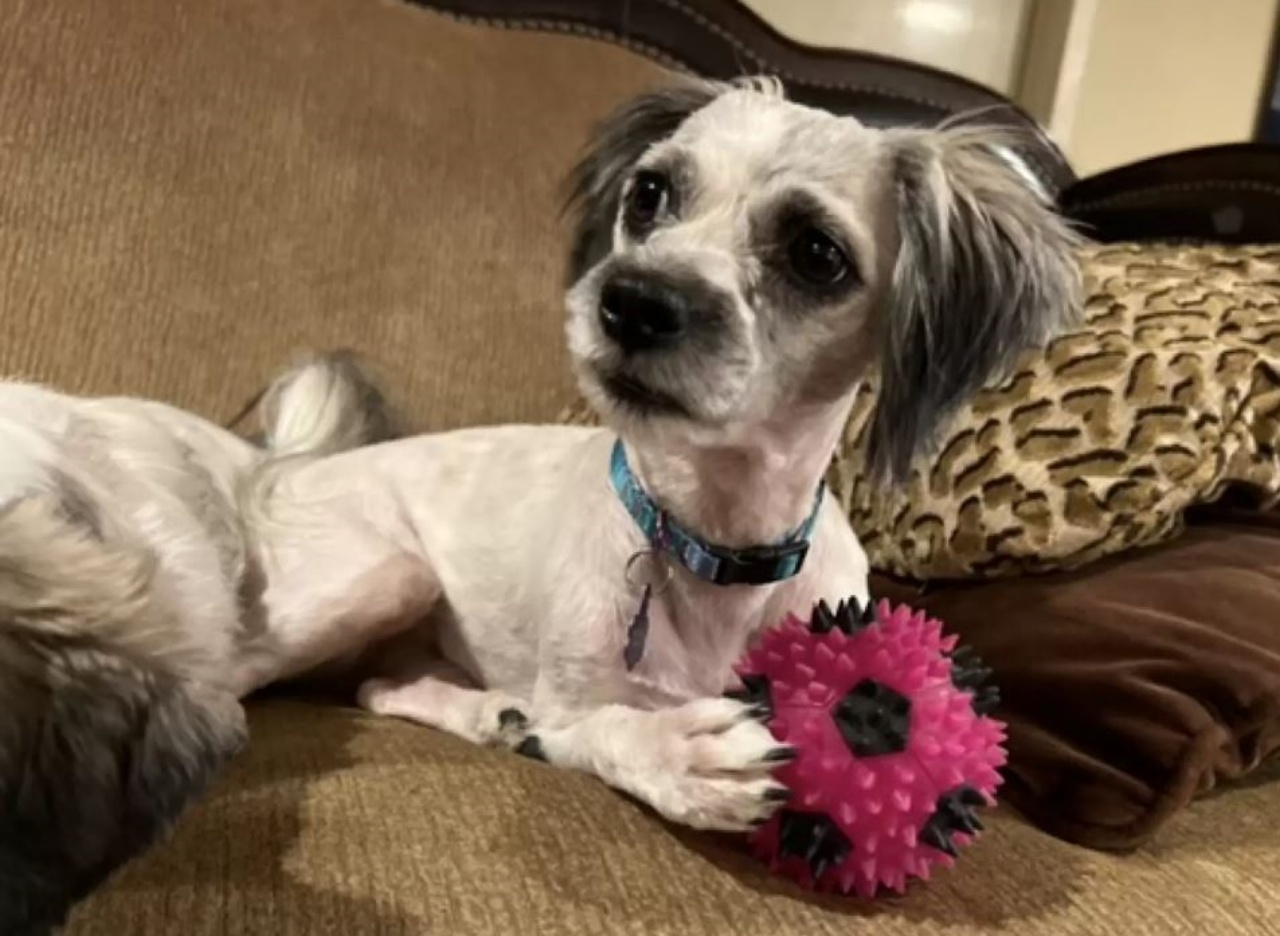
[1,0,1278,933]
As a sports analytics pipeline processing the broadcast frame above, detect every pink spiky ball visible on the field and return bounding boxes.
[733,597,1007,897]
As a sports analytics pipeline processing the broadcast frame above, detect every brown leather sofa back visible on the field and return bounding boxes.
[410,0,1076,196]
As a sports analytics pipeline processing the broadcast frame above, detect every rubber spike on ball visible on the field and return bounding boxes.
[738,596,1006,897]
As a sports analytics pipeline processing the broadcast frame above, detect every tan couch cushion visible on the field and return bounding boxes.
[5,0,1280,932]
[1,0,667,429]
[67,700,1280,936]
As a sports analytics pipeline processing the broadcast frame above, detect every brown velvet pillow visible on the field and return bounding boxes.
[874,507,1280,851]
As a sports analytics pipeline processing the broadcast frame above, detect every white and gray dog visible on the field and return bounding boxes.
[0,78,1080,932]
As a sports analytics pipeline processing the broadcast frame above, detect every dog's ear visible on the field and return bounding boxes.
[867,126,1083,482]
[0,630,246,935]
[564,79,730,282]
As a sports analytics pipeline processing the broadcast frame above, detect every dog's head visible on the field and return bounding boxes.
[565,78,1081,480]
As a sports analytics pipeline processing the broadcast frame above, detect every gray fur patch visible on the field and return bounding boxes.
[50,472,103,541]
[868,127,1083,482]
[0,629,245,935]
[323,349,401,445]
[565,80,726,282]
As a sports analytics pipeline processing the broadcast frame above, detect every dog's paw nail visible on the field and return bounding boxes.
[498,707,529,730]
[764,786,793,803]
[515,735,547,762]
[747,703,773,722]
[762,746,798,764]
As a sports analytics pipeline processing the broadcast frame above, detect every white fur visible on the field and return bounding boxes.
[0,82,1077,834]
[0,385,863,830]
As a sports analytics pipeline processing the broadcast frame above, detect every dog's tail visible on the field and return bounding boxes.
[257,351,400,459]
[0,482,246,935]
[235,351,400,550]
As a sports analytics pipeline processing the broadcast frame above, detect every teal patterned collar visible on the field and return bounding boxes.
[609,439,822,587]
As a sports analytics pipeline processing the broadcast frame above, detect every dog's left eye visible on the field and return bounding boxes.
[626,171,670,228]
[787,226,851,288]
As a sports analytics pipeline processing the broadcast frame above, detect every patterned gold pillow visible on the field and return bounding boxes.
[563,244,1280,580]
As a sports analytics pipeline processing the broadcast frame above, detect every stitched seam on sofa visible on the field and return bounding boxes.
[420,8,695,72]
[652,0,953,109]
[414,2,952,110]
[412,4,1062,193]
[1072,180,1280,212]
[654,0,1064,194]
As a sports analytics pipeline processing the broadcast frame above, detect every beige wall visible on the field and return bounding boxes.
[1062,0,1279,175]
[744,0,1279,177]
[741,0,1032,94]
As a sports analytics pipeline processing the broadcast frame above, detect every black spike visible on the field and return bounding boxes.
[810,597,876,636]
[920,824,959,858]
[776,810,852,882]
[726,673,772,717]
[832,679,912,758]
[833,598,864,635]
[946,643,1000,716]
[940,796,983,834]
[920,785,988,857]
[810,854,833,882]
[810,600,838,634]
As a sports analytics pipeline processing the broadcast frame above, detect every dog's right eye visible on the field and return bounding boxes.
[625,171,670,229]
[787,225,852,289]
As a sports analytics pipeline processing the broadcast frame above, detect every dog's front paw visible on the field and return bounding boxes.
[635,698,793,832]
[357,677,532,750]
[495,706,534,749]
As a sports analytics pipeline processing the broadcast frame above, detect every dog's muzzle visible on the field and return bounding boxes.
[598,267,732,357]
[598,271,691,353]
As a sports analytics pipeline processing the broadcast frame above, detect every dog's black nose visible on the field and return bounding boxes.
[599,273,689,353]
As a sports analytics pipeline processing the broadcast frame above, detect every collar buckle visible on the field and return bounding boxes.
[710,540,812,587]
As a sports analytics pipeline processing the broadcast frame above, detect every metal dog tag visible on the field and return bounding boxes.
[624,584,652,671]
[623,550,671,671]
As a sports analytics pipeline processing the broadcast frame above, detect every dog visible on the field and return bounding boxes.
[0,77,1080,933]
